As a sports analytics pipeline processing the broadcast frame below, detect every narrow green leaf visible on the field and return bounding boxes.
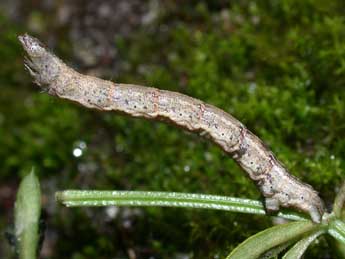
[260,241,294,259]
[55,190,307,221]
[333,181,345,217]
[14,169,41,259]
[226,221,320,259]
[282,230,325,259]
[328,219,345,245]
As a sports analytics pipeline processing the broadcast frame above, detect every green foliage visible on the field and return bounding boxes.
[282,230,325,259]
[227,221,319,259]
[55,185,345,258]
[114,3,345,255]
[2,0,345,258]
[14,169,41,259]
[55,190,306,221]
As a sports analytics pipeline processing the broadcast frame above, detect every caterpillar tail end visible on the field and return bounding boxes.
[308,204,324,224]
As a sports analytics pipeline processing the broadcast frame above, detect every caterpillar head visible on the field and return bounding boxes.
[18,34,61,89]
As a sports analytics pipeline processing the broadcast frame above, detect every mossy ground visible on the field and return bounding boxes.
[1,1,345,258]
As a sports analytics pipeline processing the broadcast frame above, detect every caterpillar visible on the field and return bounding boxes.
[18,34,324,223]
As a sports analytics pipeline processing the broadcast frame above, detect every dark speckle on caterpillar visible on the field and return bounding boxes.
[18,33,325,223]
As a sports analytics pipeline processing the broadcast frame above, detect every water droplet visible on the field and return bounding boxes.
[105,206,119,219]
[79,141,87,149]
[73,148,83,157]
[184,165,190,172]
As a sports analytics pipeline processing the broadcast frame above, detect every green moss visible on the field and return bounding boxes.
[2,1,345,257]
[116,1,345,257]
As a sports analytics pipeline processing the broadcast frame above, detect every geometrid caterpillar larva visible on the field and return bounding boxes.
[18,34,324,223]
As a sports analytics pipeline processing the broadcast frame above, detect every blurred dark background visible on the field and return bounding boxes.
[1,1,345,258]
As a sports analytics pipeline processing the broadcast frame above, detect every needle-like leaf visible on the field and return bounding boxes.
[333,181,345,217]
[14,169,41,259]
[328,219,345,245]
[282,230,325,259]
[260,241,294,259]
[226,221,320,259]
[55,190,307,221]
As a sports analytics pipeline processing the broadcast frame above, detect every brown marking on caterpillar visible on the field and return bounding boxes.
[107,81,115,108]
[152,90,160,114]
[197,103,206,121]
[232,126,247,160]
[18,34,325,223]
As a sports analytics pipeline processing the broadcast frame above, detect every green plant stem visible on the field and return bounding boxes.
[56,190,307,221]
[333,181,345,217]
[328,219,345,245]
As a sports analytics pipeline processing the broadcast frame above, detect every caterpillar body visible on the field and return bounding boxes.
[18,34,324,222]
